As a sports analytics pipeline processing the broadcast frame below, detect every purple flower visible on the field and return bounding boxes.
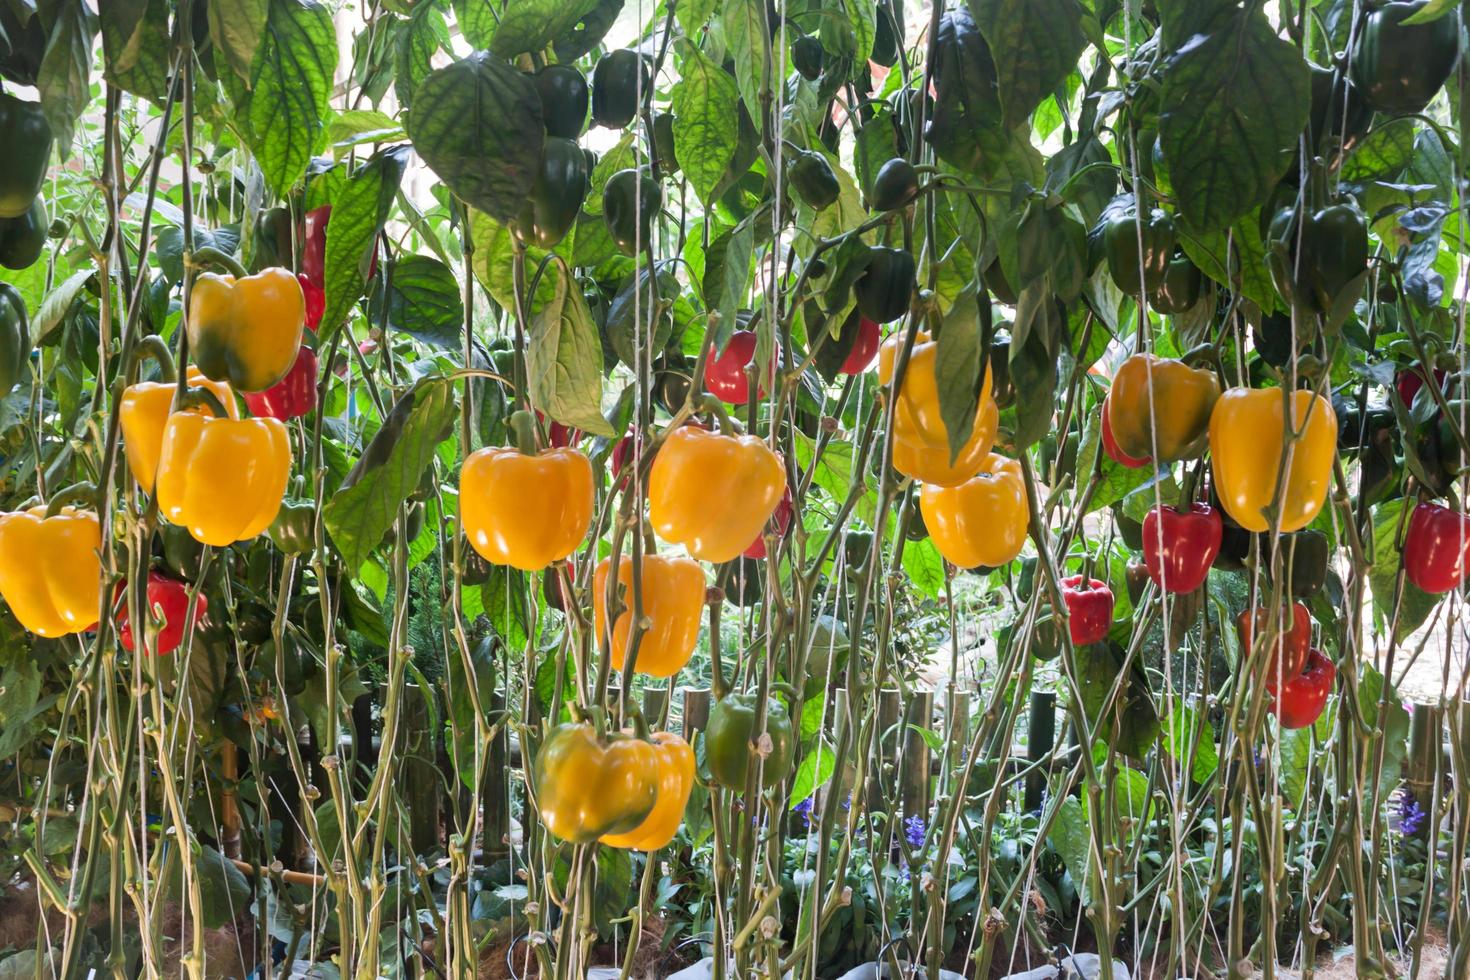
[903,814,926,848]
[794,797,814,829]
[1399,792,1428,836]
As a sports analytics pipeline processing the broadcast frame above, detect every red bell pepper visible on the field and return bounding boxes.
[115,571,207,655]
[705,330,771,404]
[1060,574,1113,645]
[1237,601,1312,681]
[611,430,638,478]
[839,317,881,375]
[743,485,793,559]
[1142,502,1222,594]
[1101,395,1151,469]
[243,346,318,420]
[299,274,324,330]
[1403,500,1470,594]
[1270,648,1335,730]
[1395,366,1446,410]
[302,204,377,291]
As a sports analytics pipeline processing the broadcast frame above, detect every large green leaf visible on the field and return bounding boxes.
[395,2,450,109]
[527,259,614,436]
[1158,10,1309,232]
[101,0,169,102]
[722,0,771,122]
[701,217,755,349]
[406,52,544,224]
[488,0,601,57]
[672,41,741,204]
[935,281,985,463]
[324,376,458,573]
[320,145,411,337]
[209,0,270,82]
[219,0,337,197]
[368,255,464,350]
[35,0,94,157]
[969,0,1085,128]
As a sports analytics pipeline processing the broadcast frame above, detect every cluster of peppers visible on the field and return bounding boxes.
[0,92,52,272]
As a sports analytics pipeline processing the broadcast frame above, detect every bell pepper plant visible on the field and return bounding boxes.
[705,692,796,792]
[648,421,785,564]
[599,731,695,850]
[0,490,102,638]
[1403,501,1470,594]
[532,723,659,844]
[1107,353,1220,463]
[593,552,705,677]
[1270,649,1336,730]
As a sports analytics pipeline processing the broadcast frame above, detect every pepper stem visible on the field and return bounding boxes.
[44,481,99,518]
[189,246,249,280]
[628,705,651,741]
[700,394,736,435]
[125,335,176,385]
[174,385,232,419]
[508,410,541,456]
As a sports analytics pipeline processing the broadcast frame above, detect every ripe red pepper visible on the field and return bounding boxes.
[1101,395,1151,469]
[705,330,771,404]
[1271,648,1335,729]
[243,346,318,420]
[534,410,581,448]
[1060,574,1113,645]
[115,571,207,655]
[1237,601,1312,681]
[839,317,881,375]
[743,485,793,559]
[303,205,330,288]
[1142,502,1222,594]
[1396,366,1446,410]
[611,430,638,478]
[299,275,324,330]
[1403,501,1470,594]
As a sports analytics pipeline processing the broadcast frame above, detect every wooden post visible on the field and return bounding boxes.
[219,741,241,860]
[1026,691,1056,812]
[1405,701,1445,797]
[351,691,375,794]
[401,681,441,855]
[642,687,669,728]
[682,688,712,739]
[900,691,934,818]
[480,688,510,861]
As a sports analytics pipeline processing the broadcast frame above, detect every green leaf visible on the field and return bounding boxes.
[1048,796,1090,898]
[527,259,614,436]
[1341,117,1417,182]
[969,0,1085,129]
[1401,0,1459,24]
[31,269,94,346]
[36,1,94,157]
[902,537,947,598]
[326,108,404,149]
[677,0,719,42]
[453,0,497,48]
[488,0,601,57]
[320,145,410,337]
[935,281,985,462]
[101,0,169,102]
[406,52,545,224]
[701,218,755,348]
[324,376,458,572]
[1157,10,1310,232]
[1178,208,1277,314]
[208,0,270,82]
[583,132,636,217]
[1162,704,1219,783]
[396,3,449,109]
[790,740,836,806]
[368,255,463,350]
[1154,0,1238,51]
[672,42,741,204]
[841,0,877,63]
[722,0,771,123]
[196,845,252,929]
[469,210,559,315]
[218,0,336,197]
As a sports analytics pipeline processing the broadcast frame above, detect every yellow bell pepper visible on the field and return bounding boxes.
[188,264,305,393]
[119,367,237,494]
[1108,353,1221,462]
[594,552,705,677]
[0,499,102,637]
[460,444,594,571]
[919,453,1029,568]
[878,331,998,487]
[600,731,695,850]
[155,390,291,546]
[1209,387,1338,533]
[648,424,785,564]
[533,723,658,844]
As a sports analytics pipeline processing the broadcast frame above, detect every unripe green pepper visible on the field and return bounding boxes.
[0,282,28,394]
[853,246,915,323]
[269,499,317,555]
[532,64,589,139]
[788,150,840,209]
[1150,253,1202,314]
[652,111,677,172]
[591,49,648,129]
[871,0,904,68]
[792,35,824,81]
[1277,529,1329,600]
[1103,207,1175,298]
[1350,0,1461,114]
[0,93,50,218]
[517,137,589,249]
[705,692,796,791]
[1266,202,1368,315]
[0,197,45,270]
[602,169,661,254]
[870,158,918,212]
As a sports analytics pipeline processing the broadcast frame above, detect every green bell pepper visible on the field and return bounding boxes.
[518,136,589,249]
[591,49,647,129]
[788,150,840,210]
[792,35,824,81]
[1150,253,1202,314]
[269,499,317,555]
[1266,201,1368,315]
[532,64,589,139]
[705,692,796,792]
[0,282,27,393]
[1103,206,1175,298]
[0,197,45,271]
[602,168,661,255]
[1351,1,1461,114]
[0,93,50,218]
[870,158,918,212]
[853,246,915,324]
[1278,529,1329,600]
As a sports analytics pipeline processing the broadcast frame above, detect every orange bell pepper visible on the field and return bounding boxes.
[878,331,998,486]
[0,493,102,637]
[119,366,236,494]
[919,453,1029,568]
[1108,353,1220,462]
[648,424,785,563]
[600,731,695,850]
[460,441,594,572]
[594,552,704,677]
